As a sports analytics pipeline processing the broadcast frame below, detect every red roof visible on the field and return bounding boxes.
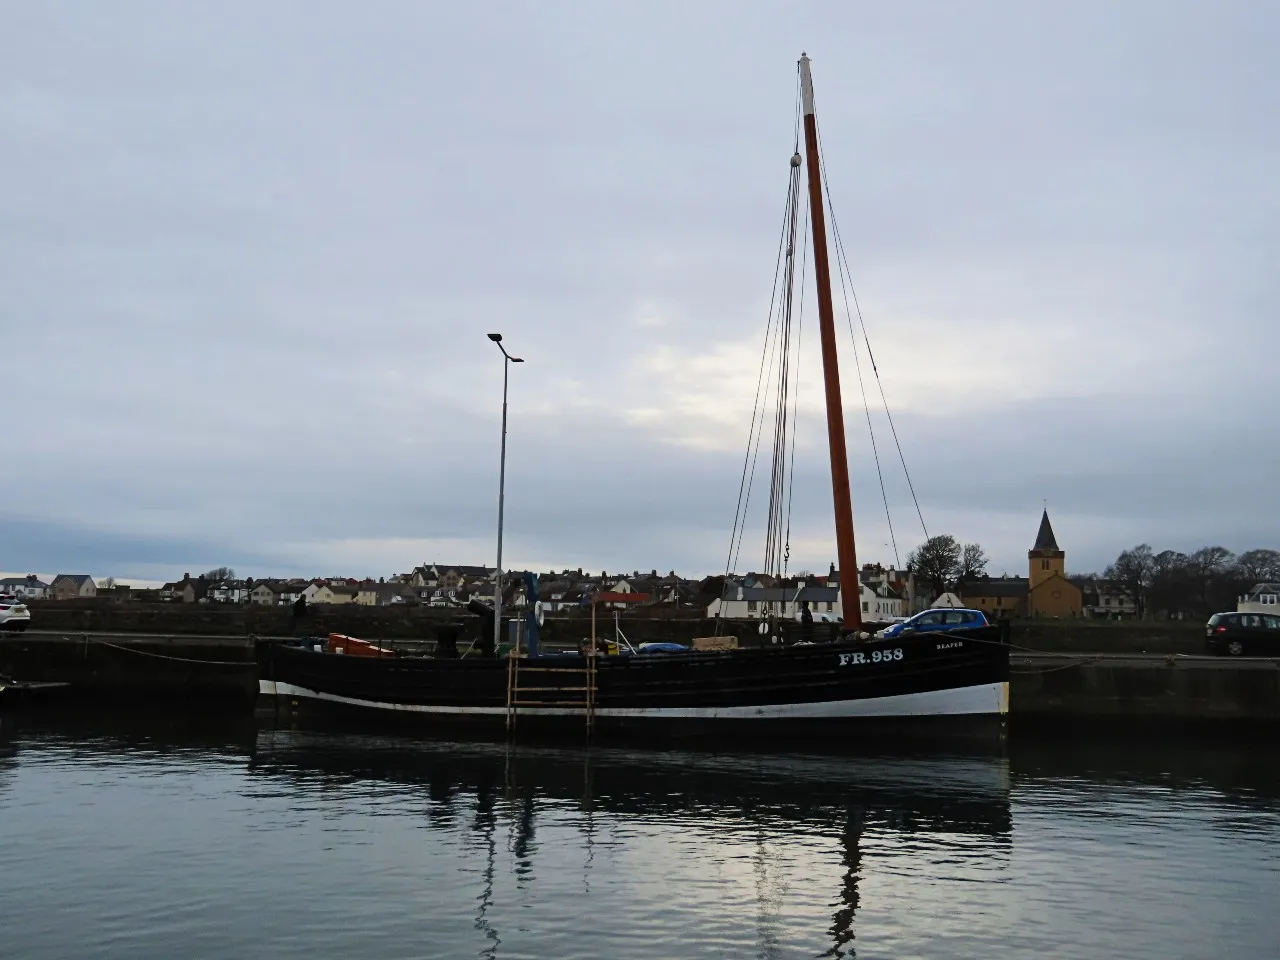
[597,592,650,603]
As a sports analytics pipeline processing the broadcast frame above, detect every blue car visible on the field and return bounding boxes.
[880,608,989,640]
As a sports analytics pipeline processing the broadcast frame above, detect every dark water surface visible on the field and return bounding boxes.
[0,713,1276,960]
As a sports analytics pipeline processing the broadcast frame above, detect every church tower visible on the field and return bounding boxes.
[1028,508,1065,588]
[1027,507,1081,616]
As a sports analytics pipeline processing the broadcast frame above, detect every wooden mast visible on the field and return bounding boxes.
[799,53,861,631]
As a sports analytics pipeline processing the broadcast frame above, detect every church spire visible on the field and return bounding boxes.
[1032,509,1059,552]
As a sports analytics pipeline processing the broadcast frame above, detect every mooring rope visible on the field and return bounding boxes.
[73,637,250,667]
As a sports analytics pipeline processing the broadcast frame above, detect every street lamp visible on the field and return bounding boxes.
[488,333,523,657]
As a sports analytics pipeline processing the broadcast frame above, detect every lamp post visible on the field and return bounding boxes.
[488,333,523,657]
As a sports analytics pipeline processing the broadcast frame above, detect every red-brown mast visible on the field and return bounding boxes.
[799,53,861,631]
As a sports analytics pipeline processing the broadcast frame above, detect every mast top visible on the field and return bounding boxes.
[799,53,815,117]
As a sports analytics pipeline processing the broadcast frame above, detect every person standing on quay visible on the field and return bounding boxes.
[291,594,307,636]
[800,601,814,644]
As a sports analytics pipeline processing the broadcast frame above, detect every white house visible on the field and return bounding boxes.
[858,564,922,613]
[708,585,796,619]
[858,581,904,620]
[207,580,251,604]
[0,575,49,599]
[1238,583,1280,615]
[930,592,965,609]
[707,584,843,620]
[1083,578,1139,618]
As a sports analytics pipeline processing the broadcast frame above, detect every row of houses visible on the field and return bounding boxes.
[705,563,917,621]
[0,574,94,600]
[157,573,485,607]
[703,575,1145,623]
[2,563,910,616]
[150,565,707,610]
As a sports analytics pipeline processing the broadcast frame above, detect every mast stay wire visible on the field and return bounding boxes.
[764,71,808,600]
[769,63,808,583]
[781,202,809,578]
[762,151,805,585]
[814,117,931,549]
[724,175,790,583]
[807,122,898,568]
[722,67,806,602]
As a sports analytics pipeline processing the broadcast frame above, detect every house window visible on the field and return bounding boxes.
[826,601,833,612]
[1041,560,1050,570]
[747,600,757,613]
[862,602,869,612]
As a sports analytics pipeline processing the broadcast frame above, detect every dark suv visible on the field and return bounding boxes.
[1205,612,1280,656]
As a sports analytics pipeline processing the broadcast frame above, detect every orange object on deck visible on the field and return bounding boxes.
[327,633,394,657]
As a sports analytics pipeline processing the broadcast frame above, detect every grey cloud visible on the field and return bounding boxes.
[1,2,1275,581]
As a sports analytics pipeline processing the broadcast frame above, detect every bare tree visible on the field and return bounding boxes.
[907,535,962,599]
[1148,550,1191,618]
[959,543,989,583]
[1236,548,1280,584]
[1104,544,1155,618]
[1186,546,1235,614]
[203,567,236,582]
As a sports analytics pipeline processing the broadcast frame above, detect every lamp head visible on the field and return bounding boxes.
[511,357,524,363]
[487,333,502,342]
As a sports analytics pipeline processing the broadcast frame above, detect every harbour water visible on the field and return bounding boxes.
[0,713,1276,959]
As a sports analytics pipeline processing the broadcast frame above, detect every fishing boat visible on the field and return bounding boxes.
[256,55,1010,738]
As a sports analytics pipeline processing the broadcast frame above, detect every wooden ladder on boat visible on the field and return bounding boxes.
[505,649,597,735]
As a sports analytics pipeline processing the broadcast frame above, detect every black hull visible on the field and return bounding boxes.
[257,629,1009,742]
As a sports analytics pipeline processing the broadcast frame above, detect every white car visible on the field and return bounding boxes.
[0,595,31,632]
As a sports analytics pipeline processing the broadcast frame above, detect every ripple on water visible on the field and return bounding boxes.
[0,727,1277,959]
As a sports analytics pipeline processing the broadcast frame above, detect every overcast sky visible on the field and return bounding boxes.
[2,1,1276,583]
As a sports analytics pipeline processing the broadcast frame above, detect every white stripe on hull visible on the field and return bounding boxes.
[259,680,1009,719]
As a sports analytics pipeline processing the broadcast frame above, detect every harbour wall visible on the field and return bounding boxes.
[2,631,1276,726]
[1010,653,1280,726]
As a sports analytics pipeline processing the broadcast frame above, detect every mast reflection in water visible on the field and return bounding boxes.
[1,714,1278,959]
[246,731,1013,958]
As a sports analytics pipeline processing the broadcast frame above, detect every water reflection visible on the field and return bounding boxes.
[1,710,1277,960]
[247,729,1013,957]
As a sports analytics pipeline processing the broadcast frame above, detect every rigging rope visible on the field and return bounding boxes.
[724,70,807,586]
[814,118,931,548]
[781,201,809,578]
[818,158,900,569]
[762,155,804,584]
[719,73,811,638]
[723,172,794,583]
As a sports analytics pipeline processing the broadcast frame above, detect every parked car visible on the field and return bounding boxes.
[879,608,988,640]
[0,596,31,632]
[1205,611,1280,656]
